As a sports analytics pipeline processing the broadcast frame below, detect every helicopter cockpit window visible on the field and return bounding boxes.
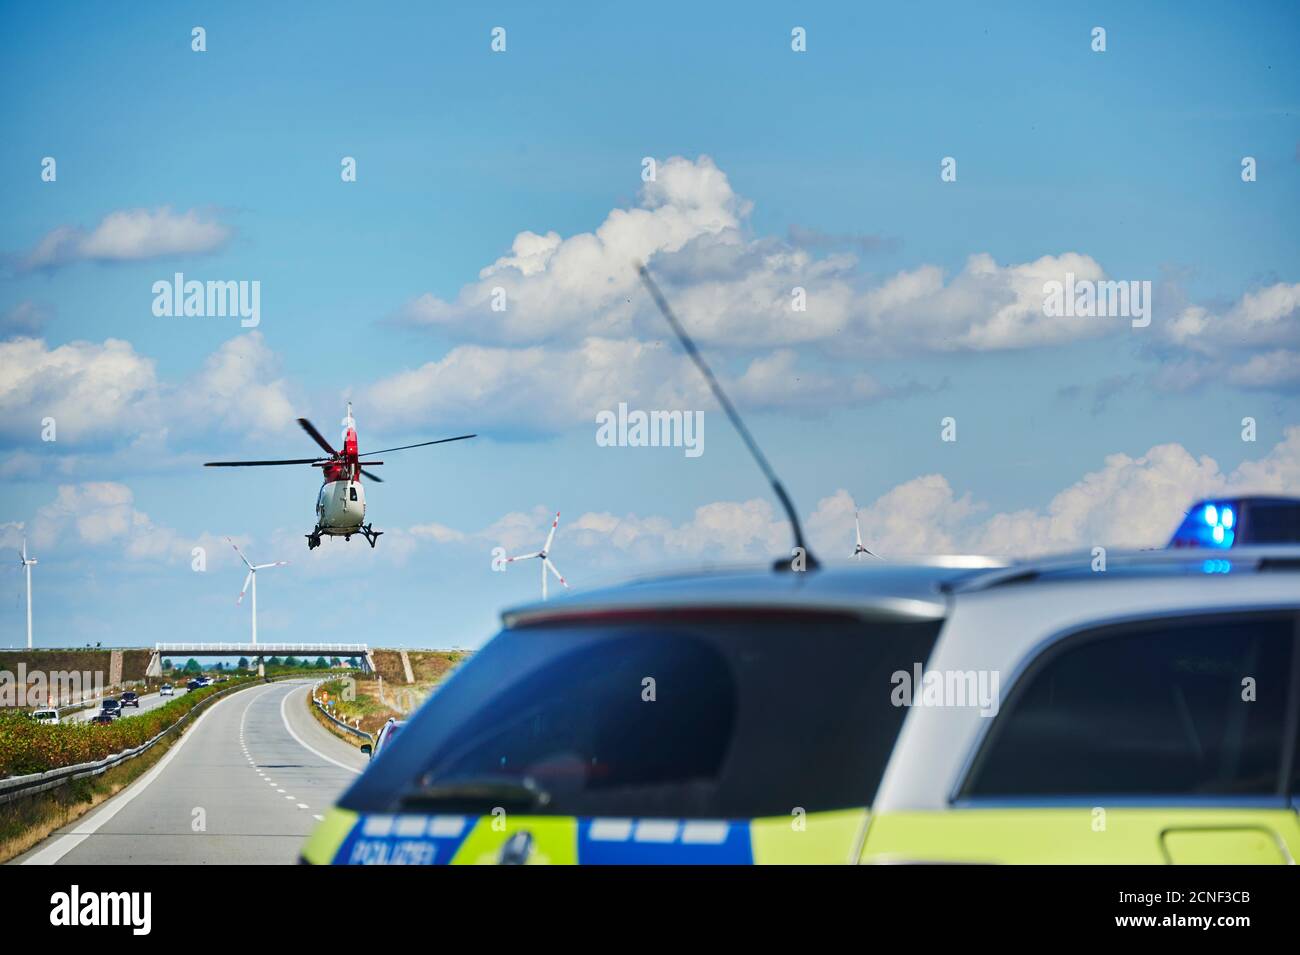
[349,486,358,502]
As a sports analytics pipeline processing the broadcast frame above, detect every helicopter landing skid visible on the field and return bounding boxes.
[305,525,382,549]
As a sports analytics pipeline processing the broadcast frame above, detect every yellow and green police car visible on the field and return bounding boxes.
[303,532,1300,865]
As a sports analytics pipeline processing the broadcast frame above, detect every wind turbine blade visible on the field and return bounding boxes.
[21,538,27,562]
[506,552,540,563]
[545,559,569,588]
[227,537,254,570]
[541,557,548,600]
[855,511,864,547]
[255,561,289,569]
[237,570,253,604]
[543,511,560,553]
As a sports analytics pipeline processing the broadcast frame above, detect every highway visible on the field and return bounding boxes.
[16,680,367,865]
[66,685,190,723]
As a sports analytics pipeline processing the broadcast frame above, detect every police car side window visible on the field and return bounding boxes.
[962,612,1295,800]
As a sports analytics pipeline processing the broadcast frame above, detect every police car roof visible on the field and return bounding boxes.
[503,556,1003,628]
[500,546,1300,629]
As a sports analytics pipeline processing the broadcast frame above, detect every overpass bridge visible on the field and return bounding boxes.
[148,643,374,677]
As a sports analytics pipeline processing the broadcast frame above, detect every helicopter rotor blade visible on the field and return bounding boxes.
[205,459,324,467]
[297,418,338,456]
[360,469,384,483]
[359,434,476,456]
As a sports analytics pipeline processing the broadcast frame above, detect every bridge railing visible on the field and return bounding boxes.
[154,643,370,653]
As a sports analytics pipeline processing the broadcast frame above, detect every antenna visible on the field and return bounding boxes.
[636,263,818,571]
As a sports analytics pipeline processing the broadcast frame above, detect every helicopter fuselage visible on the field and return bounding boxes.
[316,478,366,536]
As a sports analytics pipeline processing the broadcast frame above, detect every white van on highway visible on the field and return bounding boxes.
[32,709,59,725]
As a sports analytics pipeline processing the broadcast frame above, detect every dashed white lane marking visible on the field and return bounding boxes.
[276,788,286,793]
[313,814,325,821]
[277,684,362,775]
[297,803,310,809]
[284,795,295,801]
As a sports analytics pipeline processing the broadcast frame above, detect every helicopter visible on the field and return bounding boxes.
[204,403,475,550]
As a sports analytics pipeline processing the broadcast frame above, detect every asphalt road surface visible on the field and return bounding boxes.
[16,680,367,865]
[67,685,189,723]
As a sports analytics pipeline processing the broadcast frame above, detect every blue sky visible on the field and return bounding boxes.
[1,1,1297,649]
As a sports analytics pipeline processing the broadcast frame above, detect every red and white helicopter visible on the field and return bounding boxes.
[205,403,475,550]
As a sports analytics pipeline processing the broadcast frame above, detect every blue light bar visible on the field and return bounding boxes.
[1170,495,1300,549]
[1170,498,1238,549]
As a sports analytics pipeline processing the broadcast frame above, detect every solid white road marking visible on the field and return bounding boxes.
[22,683,280,865]
[277,683,361,775]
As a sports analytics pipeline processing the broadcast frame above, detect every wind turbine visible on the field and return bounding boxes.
[228,538,288,644]
[19,538,36,649]
[852,509,880,561]
[506,511,569,600]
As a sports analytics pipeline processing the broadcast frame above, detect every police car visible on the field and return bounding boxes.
[301,496,1300,865]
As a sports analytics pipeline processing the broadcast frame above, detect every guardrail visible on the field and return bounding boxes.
[0,672,342,805]
[310,681,373,742]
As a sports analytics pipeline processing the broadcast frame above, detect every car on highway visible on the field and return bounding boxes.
[302,541,1300,865]
[99,698,122,720]
[31,709,59,725]
[89,713,115,726]
[159,683,174,697]
[361,718,405,761]
[186,679,204,691]
[120,691,140,708]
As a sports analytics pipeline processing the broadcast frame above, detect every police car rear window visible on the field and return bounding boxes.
[341,612,942,819]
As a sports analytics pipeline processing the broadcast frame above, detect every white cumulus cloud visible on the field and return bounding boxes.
[396,155,1116,356]
[15,207,232,272]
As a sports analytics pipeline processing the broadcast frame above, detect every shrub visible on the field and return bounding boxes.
[0,678,251,777]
